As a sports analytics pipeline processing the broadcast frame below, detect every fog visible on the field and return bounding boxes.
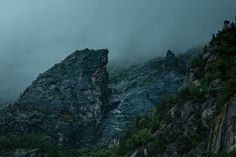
[0,0,235,103]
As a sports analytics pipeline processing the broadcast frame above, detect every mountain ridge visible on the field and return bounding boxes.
[0,21,235,157]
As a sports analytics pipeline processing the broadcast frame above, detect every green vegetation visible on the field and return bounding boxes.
[208,150,236,157]
[184,150,236,157]
[117,95,183,156]
[77,146,119,157]
[1,20,235,157]
[0,134,78,157]
[191,56,205,69]
[177,84,204,102]
[115,20,236,157]
[118,115,153,155]
[0,135,119,157]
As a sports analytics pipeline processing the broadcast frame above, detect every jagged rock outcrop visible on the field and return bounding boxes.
[164,50,177,67]
[164,50,187,71]
[0,48,191,149]
[99,50,191,145]
[0,17,235,157]
[0,48,109,148]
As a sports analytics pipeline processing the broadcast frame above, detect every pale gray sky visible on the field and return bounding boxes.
[0,0,235,103]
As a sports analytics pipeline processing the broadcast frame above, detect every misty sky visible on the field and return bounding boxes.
[0,0,235,103]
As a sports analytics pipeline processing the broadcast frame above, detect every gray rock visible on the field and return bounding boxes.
[130,149,146,157]
[0,49,109,148]
[208,97,236,153]
[99,54,186,144]
[165,50,177,67]
[0,48,190,148]
[12,149,40,157]
[202,51,211,61]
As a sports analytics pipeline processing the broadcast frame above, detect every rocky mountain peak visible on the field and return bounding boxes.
[18,48,109,109]
[0,48,110,148]
[166,50,175,57]
[164,50,177,67]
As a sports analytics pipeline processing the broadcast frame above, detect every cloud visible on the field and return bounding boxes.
[0,0,235,102]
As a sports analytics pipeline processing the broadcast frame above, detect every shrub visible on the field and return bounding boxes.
[191,57,205,69]
[132,129,150,147]
[177,84,203,102]
[0,134,77,157]
[78,146,119,157]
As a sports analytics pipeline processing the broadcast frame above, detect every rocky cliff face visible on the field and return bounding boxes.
[0,48,109,147]
[99,51,190,145]
[123,21,236,157]
[1,22,235,157]
[208,96,236,153]
[0,47,190,150]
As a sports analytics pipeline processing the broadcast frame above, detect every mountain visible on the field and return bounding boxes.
[0,47,193,156]
[116,20,236,157]
[99,50,190,145]
[0,20,235,157]
[0,47,190,143]
[0,49,110,148]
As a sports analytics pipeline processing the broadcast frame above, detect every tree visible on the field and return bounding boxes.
[133,129,150,147]
[224,20,230,29]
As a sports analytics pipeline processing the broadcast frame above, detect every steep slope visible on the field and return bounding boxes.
[118,21,236,157]
[98,50,196,145]
[0,46,193,154]
[0,48,110,148]
[0,20,234,157]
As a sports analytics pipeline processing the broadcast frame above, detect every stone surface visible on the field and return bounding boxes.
[0,49,109,147]
[0,49,195,150]
[165,50,177,67]
[208,96,236,153]
[99,51,189,144]
[12,149,40,157]
[0,49,189,149]
[130,149,146,157]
